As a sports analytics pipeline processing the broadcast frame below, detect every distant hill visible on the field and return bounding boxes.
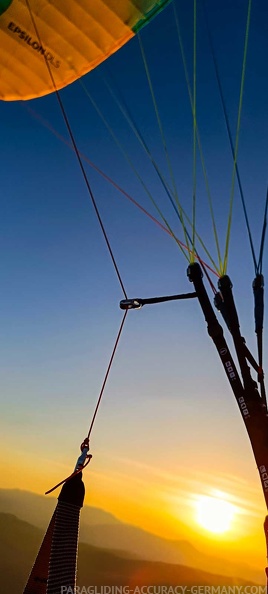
[0,513,254,594]
[0,513,44,594]
[0,488,118,528]
[0,489,263,584]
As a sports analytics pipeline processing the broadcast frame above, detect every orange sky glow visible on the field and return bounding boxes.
[1,436,266,581]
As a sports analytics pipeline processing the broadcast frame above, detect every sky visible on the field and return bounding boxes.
[0,0,268,578]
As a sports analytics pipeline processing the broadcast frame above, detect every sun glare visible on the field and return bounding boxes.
[195,494,236,534]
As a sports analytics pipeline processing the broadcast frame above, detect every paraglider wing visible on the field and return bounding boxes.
[0,0,171,101]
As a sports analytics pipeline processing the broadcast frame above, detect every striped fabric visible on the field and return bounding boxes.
[23,511,56,594]
[46,500,81,594]
[23,473,85,594]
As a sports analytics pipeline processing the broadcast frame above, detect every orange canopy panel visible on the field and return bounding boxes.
[0,0,171,101]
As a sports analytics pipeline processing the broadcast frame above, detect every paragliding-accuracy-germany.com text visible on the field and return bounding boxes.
[60,587,267,594]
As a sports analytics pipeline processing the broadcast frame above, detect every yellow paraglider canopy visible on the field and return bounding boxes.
[0,0,170,101]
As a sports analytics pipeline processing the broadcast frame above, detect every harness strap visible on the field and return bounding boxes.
[23,472,85,594]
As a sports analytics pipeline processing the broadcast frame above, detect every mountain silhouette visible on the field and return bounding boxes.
[0,489,263,585]
[0,512,256,593]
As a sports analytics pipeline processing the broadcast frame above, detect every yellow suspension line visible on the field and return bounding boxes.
[191,0,197,263]
[173,2,223,272]
[138,32,192,257]
[222,0,252,276]
[79,80,189,262]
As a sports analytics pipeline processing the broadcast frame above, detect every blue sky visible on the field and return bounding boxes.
[0,0,268,562]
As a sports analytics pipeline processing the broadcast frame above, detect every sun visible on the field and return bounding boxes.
[195,494,236,534]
